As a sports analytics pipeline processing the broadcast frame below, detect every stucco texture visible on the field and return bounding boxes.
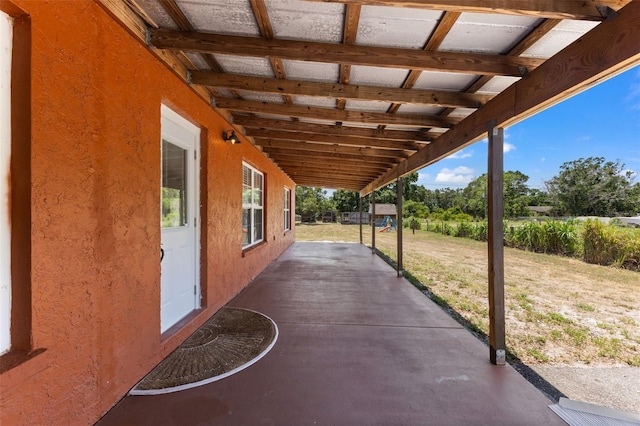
[0,1,295,424]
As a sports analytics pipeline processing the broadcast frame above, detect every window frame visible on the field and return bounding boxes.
[242,162,264,248]
[283,187,291,232]
[0,8,12,355]
[0,1,33,368]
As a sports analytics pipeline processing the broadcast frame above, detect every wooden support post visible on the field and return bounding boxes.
[396,177,403,277]
[371,190,376,254]
[359,195,363,244]
[487,125,506,366]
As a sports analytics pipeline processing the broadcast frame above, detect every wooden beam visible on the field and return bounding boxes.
[217,98,460,128]
[255,139,410,158]
[359,196,363,243]
[234,117,436,141]
[487,126,505,366]
[262,147,400,163]
[438,18,562,118]
[360,1,640,195]
[246,129,421,150]
[302,0,628,21]
[149,29,543,77]
[286,170,377,181]
[158,0,225,83]
[282,166,379,178]
[294,178,366,189]
[388,11,461,115]
[191,71,490,109]
[249,0,294,105]
[337,4,361,110]
[396,176,403,276]
[97,0,215,104]
[275,158,389,171]
[371,191,376,251]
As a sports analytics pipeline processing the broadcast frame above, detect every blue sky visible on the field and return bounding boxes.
[417,65,640,191]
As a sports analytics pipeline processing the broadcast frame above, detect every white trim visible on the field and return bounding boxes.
[242,162,264,248]
[0,10,13,355]
[160,105,201,333]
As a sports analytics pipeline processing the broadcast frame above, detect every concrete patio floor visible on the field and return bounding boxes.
[98,242,565,425]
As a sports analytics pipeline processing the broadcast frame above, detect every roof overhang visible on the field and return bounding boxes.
[98,0,640,195]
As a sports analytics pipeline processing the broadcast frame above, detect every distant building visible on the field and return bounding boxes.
[369,204,397,226]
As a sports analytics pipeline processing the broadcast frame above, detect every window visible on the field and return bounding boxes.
[0,9,12,355]
[284,188,291,231]
[242,163,264,247]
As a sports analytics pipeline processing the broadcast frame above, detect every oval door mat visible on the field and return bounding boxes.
[130,307,278,395]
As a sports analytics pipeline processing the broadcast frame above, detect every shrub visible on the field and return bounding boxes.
[454,222,473,238]
[542,221,580,256]
[471,222,488,241]
[403,216,422,233]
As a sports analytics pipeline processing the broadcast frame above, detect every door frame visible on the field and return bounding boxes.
[160,104,201,333]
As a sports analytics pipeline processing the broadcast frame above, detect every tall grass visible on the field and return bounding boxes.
[422,218,639,271]
[508,220,580,256]
[583,220,640,270]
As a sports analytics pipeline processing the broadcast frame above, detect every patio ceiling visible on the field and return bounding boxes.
[101,0,640,193]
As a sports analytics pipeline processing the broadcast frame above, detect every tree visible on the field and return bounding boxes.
[546,157,638,216]
[331,190,360,213]
[296,186,331,219]
[462,171,534,219]
[403,199,429,218]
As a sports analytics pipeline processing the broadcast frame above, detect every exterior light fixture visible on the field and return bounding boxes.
[222,130,240,144]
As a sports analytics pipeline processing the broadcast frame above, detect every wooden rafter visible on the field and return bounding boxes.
[234,117,435,141]
[255,139,410,158]
[361,0,640,195]
[149,29,544,77]
[245,129,421,150]
[285,168,378,180]
[96,0,216,108]
[387,11,461,115]
[158,0,224,79]
[302,0,629,21]
[337,4,362,111]
[249,0,294,106]
[278,163,389,174]
[261,147,401,163]
[190,71,490,108]
[438,18,562,119]
[216,98,460,127]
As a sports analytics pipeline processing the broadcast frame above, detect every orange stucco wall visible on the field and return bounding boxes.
[0,1,295,424]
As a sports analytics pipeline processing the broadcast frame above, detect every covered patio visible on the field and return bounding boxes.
[3,1,640,424]
[98,242,564,425]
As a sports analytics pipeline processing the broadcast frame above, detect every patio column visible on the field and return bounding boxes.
[359,195,363,244]
[371,190,376,254]
[396,176,403,277]
[487,125,506,366]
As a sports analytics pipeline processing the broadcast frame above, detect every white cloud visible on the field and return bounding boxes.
[540,157,546,162]
[445,149,473,160]
[504,142,516,153]
[435,166,476,185]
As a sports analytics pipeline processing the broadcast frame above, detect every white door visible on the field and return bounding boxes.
[160,105,200,333]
